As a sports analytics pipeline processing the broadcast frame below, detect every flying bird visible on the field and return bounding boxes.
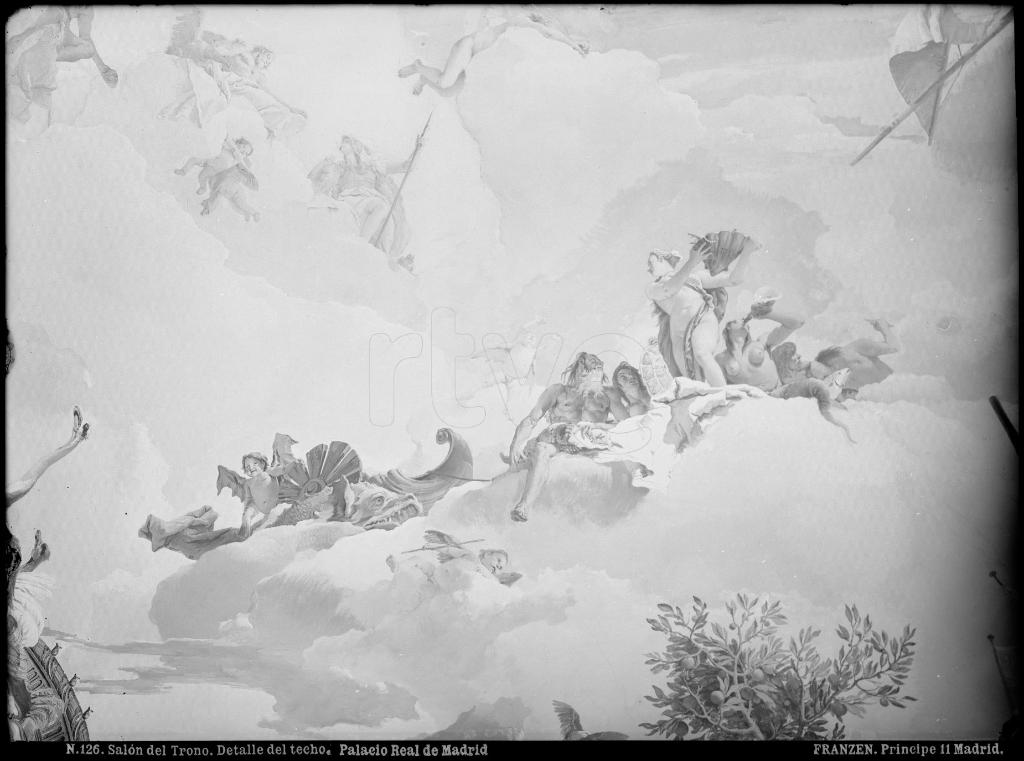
[552,701,628,740]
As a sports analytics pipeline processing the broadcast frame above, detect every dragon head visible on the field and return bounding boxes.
[339,481,423,530]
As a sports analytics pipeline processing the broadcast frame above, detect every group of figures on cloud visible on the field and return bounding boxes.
[137,428,516,577]
[161,6,306,139]
[502,230,902,523]
[159,9,293,223]
[158,5,592,270]
[7,5,299,138]
[138,429,522,588]
[8,6,599,272]
[6,406,93,741]
[136,230,904,545]
[162,7,425,271]
[646,231,899,404]
[6,6,422,270]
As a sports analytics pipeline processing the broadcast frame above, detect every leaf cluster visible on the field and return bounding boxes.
[641,596,917,740]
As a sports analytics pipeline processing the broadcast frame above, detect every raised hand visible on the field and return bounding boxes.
[508,439,528,469]
[22,529,51,572]
[71,406,90,444]
[99,66,119,88]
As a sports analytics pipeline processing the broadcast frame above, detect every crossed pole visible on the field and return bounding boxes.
[851,9,1013,167]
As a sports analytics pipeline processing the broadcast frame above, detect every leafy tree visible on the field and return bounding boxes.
[641,594,917,740]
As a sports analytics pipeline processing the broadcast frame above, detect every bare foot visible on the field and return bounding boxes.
[174,167,186,176]
[412,78,426,96]
[510,506,528,523]
[398,61,421,78]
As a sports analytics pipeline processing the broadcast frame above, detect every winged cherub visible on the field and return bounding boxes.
[215,434,298,537]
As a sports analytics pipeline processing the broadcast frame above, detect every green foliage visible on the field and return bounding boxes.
[640,595,917,740]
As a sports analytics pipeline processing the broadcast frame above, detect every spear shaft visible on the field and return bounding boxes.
[371,112,434,248]
[402,538,485,554]
[851,9,1013,166]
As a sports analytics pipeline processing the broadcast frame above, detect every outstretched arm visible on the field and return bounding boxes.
[6,409,89,506]
[256,503,289,530]
[262,84,298,112]
[239,505,261,538]
[644,250,703,301]
[307,158,337,188]
[247,71,304,117]
[508,385,561,467]
[386,131,426,175]
[515,16,588,54]
[757,305,805,350]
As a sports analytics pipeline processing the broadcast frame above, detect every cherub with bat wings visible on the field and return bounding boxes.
[215,433,299,538]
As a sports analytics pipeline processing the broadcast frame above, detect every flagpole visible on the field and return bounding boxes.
[851,9,1013,167]
[371,112,434,248]
[926,42,950,146]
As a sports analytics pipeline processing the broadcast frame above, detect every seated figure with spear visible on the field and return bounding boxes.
[308,116,432,272]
